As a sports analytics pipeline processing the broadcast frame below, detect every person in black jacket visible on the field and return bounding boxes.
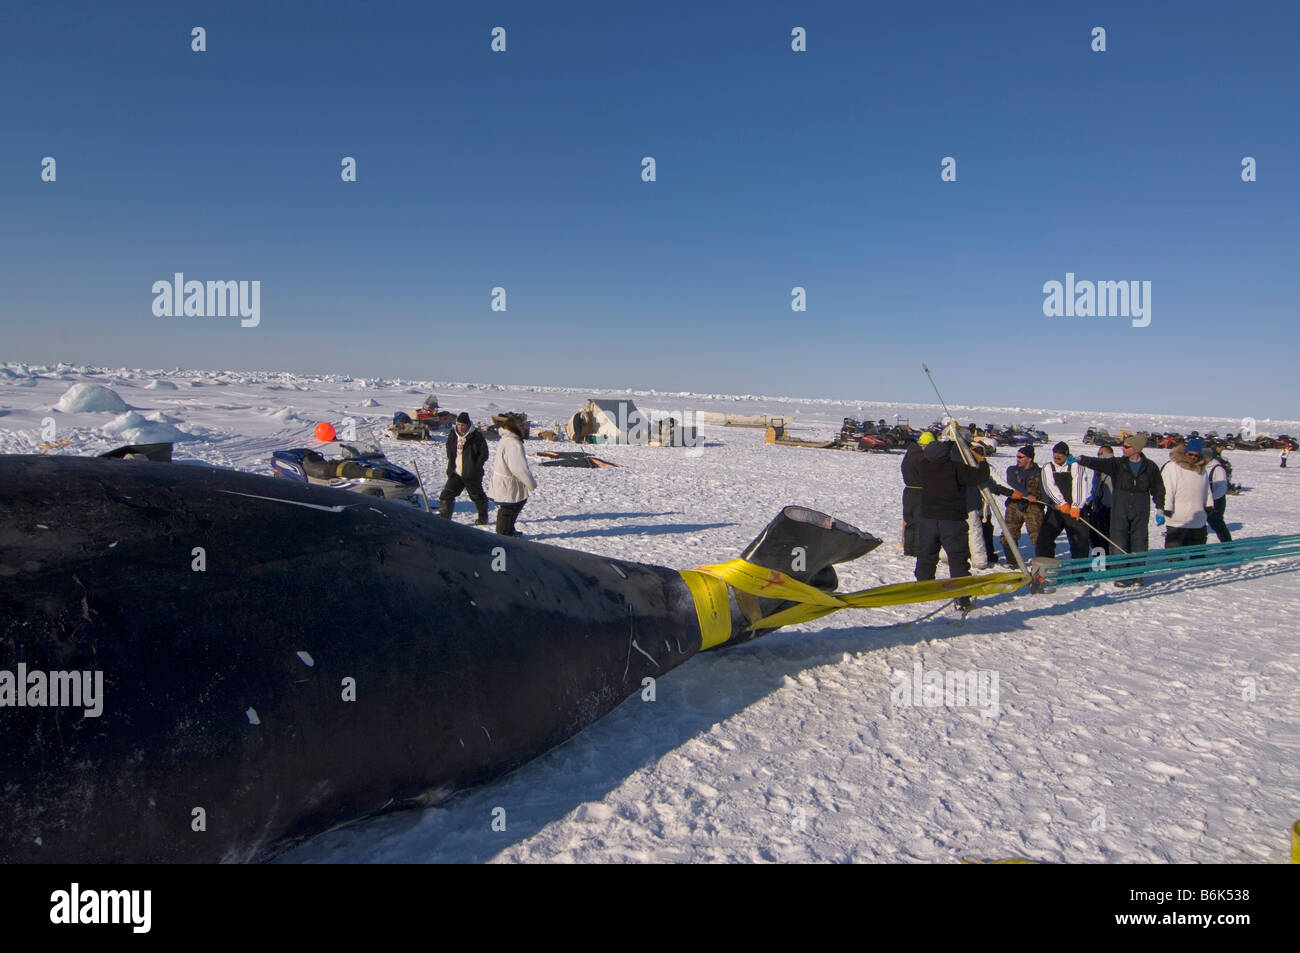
[439,412,490,524]
[916,438,991,605]
[1076,433,1165,586]
[1079,443,1115,551]
[900,433,933,557]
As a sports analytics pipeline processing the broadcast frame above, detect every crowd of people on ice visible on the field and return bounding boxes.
[901,430,1235,601]
[437,408,1254,572]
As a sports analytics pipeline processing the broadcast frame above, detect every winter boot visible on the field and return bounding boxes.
[496,505,524,537]
[438,500,453,519]
[495,506,520,537]
[475,501,489,525]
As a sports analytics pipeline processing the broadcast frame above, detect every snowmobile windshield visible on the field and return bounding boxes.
[338,442,385,460]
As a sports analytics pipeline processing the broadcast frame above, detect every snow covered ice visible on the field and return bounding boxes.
[53,382,129,414]
[3,363,1297,863]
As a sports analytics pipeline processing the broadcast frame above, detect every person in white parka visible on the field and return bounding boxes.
[1159,439,1213,550]
[487,417,537,536]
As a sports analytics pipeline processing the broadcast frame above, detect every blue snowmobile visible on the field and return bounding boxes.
[271,442,419,500]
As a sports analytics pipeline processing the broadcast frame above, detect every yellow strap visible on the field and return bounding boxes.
[694,560,845,608]
[683,559,1031,638]
[678,569,733,650]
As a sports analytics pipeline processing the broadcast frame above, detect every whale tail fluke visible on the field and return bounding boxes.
[741,505,881,590]
[720,506,881,641]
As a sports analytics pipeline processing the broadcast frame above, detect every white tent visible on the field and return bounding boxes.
[564,398,698,447]
[565,399,641,443]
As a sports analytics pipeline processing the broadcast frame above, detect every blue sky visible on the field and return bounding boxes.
[2,0,1296,416]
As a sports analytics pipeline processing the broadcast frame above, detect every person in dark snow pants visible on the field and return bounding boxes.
[900,433,933,557]
[1083,444,1115,552]
[1077,433,1165,586]
[1160,440,1214,553]
[915,438,991,608]
[1204,446,1232,542]
[1035,442,1092,561]
[439,412,490,523]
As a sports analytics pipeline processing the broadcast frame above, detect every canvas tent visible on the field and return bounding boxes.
[565,399,639,444]
[563,399,698,447]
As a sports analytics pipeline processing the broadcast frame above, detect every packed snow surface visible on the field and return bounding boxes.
[3,362,1298,864]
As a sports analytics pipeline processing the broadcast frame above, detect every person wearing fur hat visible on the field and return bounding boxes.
[487,417,537,536]
[439,412,490,524]
[1001,443,1045,559]
[1035,442,1092,561]
[1160,439,1214,549]
[1077,433,1165,584]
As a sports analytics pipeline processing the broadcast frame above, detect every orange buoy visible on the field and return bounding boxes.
[314,422,336,442]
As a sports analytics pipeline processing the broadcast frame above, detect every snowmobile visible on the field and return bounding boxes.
[271,442,419,500]
[997,425,1038,446]
[880,425,919,447]
[837,417,902,452]
[418,409,456,430]
[837,417,863,448]
[856,432,893,452]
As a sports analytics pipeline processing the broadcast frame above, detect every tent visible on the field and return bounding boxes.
[563,399,699,447]
[564,399,640,444]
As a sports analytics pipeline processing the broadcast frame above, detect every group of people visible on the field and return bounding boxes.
[438,413,538,536]
[901,430,1235,589]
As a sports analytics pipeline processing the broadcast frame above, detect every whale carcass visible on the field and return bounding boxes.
[0,454,879,862]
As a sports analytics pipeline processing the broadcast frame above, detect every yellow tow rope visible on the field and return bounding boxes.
[680,558,1032,650]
